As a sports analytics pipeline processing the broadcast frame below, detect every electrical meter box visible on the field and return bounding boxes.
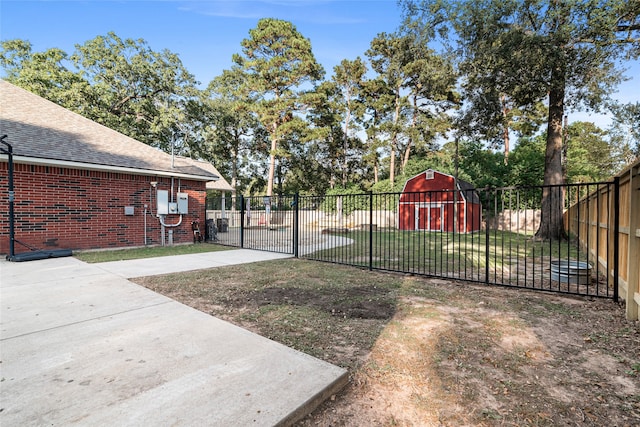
[177,192,188,214]
[157,190,169,215]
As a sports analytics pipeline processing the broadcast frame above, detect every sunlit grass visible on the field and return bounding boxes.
[74,243,233,263]
[308,229,584,274]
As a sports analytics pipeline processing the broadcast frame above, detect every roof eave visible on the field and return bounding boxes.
[0,154,219,182]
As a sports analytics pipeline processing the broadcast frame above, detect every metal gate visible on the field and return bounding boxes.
[206,194,297,255]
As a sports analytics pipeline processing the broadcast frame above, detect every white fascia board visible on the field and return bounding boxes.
[0,154,219,182]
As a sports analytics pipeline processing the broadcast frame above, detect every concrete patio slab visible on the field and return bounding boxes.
[0,252,347,426]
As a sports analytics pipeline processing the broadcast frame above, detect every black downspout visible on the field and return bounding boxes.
[0,135,15,260]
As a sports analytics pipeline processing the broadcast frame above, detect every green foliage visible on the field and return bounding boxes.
[233,18,324,196]
[566,121,618,182]
[402,148,456,178]
[320,185,370,215]
[70,32,199,150]
[609,102,640,163]
[329,57,369,186]
[1,33,199,151]
[200,67,268,195]
[3,8,637,200]
[402,0,639,150]
[508,135,546,187]
[506,135,546,207]
[304,80,352,190]
[401,0,639,239]
[370,179,404,194]
[368,180,403,211]
[0,39,89,109]
[457,140,508,188]
[507,122,623,186]
[399,140,500,189]
[365,31,457,184]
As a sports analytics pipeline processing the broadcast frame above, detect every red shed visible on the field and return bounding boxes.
[398,169,482,233]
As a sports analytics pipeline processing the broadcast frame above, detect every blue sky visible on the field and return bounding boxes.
[0,0,402,86]
[1,0,637,128]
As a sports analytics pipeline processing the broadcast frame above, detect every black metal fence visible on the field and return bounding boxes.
[207,181,618,299]
[206,194,298,255]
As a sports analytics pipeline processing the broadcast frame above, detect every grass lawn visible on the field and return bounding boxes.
[74,243,233,263]
[134,258,640,426]
[304,229,604,296]
[311,229,584,269]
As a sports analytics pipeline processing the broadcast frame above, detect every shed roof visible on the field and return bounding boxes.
[455,177,481,204]
[404,169,481,204]
[0,80,219,182]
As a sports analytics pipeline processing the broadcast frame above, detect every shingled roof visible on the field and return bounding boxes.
[180,156,235,192]
[0,80,219,182]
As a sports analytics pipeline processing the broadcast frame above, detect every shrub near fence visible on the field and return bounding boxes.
[565,158,640,320]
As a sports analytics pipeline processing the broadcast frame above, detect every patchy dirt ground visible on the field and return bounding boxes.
[135,259,640,426]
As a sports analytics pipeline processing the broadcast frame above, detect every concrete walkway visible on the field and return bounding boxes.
[0,250,348,426]
[93,248,294,278]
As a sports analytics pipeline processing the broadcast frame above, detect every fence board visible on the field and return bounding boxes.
[566,159,640,320]
[625,161,640,320]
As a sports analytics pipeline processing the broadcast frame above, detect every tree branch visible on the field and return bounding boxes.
[109,89,162,113]
[616,24,640,32]
[574,36,640,44]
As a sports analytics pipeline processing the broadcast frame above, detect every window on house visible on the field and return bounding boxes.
[425,170,434,180]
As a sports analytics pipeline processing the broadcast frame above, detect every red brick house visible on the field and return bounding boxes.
[398,169,482,233]
[0,80,221,254]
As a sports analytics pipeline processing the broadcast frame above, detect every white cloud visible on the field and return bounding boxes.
[178,0,367,24]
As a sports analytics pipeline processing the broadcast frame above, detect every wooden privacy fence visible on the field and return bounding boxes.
[566,158,640,320]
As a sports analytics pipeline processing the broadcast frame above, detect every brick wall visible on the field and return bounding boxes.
[0,162,207,254]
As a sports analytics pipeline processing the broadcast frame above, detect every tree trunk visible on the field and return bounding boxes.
[503,125,510,165]
[276,161,283,195]
[342,105,351,187]
[232,131,240,193]
[266,128,277,197]
[390,90,401,186]
[389,145,396,185]
[402,94,418,173]
[501,95,510,165]
[536,69,567,241]
[402,142,411,173]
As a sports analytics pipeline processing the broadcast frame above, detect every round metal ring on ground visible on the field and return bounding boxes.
[550,260,592,285]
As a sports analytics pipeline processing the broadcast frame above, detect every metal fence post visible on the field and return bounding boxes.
[240,195,245,249]
[0,136,15,259]
[369,191,373,271]
[293,193,299,258]
[485,188,491,284]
